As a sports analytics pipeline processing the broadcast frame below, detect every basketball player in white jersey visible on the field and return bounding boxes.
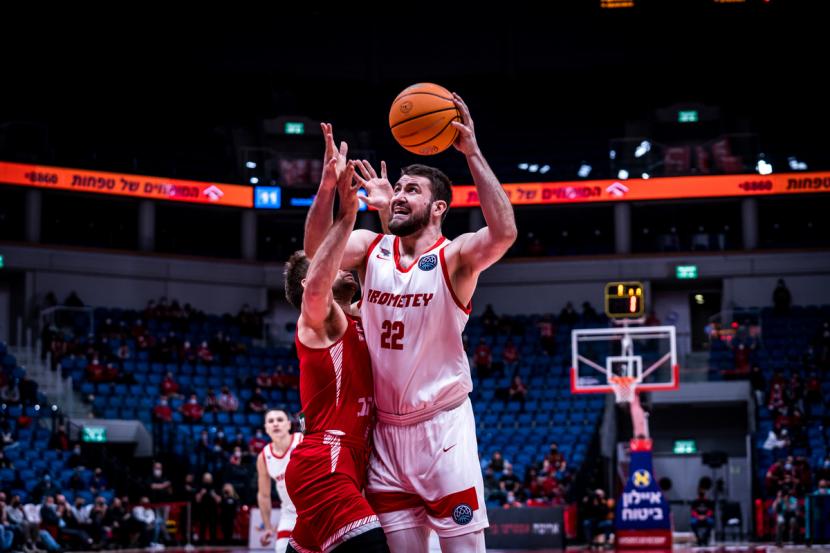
[257,408,303,553]
[305,96,516,552]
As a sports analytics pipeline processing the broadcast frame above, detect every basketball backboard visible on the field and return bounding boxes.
[570,325,679,395]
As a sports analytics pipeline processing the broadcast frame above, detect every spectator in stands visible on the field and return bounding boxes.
[690,490,715,546]
[488,451,505,473]
[195,472,221,544]
[90,467,108,495]
[508,375,528,409]
[31,474,57,504]
[768,381,786,412]
[116,342,130,366]
[255,368,272,389]
[481,304,498,335]
[197,341,214,365]
[581,488,614,549]
[103,497,128,548]
[64,291,84,308]
[148,462,173,503]
[217,387,238,412]
[181,394,204,423]
[499,464,520,497]
[219,483,239,544]
[733,342,751,375]
[773,279,792,315]
[248,428,267,456]
[181,341,197,365]
[473,339,493,378]
[502,340,520,373]
[772,488,801,546]
[537,314,556,355]
[248,387,268,413]
[55,494,94,549]
[582,301,599,323]
[86,496,108,546]
[160,372,180,398]
[67,466,85,491]
[483,467,505,505]
[559,302,579,326]
[546,442,563,466]
[131,497,159,549]
[5,494,41,552]
[203,389,220,413]
[152,396,173,423]
[48,424,69,451]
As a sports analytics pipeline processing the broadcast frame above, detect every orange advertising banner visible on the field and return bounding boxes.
[0,161,253,208]
[452,172,830,207]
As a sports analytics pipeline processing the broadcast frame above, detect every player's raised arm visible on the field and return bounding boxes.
[450,93,517,273]
[304,122,348,259]
[301,160,359,327]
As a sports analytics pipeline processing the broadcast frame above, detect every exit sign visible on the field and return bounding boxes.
[678,110,699,123]
[0,254,4,269]
[676,265,698,279]
[284,122,305,135]
[82,426,107,443]
[674,440,697,454]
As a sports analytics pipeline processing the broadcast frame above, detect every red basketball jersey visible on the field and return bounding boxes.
[295,314,375,446]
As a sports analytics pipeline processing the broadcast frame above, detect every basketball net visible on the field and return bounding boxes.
[609,375,638,404]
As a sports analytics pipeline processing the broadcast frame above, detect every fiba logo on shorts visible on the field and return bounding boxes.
[452,503,473,525]
[418,254,438,271]
[633,469,651,488]
[399,101,413,114]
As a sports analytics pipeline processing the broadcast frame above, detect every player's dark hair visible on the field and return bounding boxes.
[284,250,309,310]
[401,164,452,221]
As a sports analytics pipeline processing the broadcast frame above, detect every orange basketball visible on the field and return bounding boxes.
[389,83,460,156]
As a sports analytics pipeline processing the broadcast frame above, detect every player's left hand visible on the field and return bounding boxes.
[450,93,479,156]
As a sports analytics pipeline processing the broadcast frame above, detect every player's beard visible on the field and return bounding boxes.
[332,277,358,304]
[389,203,432,237]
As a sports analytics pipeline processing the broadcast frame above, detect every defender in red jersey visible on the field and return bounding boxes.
[306,98,517,552]
[283,152,389,553]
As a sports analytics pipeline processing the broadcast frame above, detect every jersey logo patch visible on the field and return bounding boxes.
[452,503,474,525]
[418,254,438,271]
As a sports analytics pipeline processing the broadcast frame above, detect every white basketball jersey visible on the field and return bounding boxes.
[261,432,303,515]
[360,234,472,424]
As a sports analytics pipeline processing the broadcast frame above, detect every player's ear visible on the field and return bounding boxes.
[432,200,448,218]
[301,278,307,289]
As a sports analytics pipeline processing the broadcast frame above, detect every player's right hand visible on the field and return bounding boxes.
[355,159,393,213]
[259,529,274,546]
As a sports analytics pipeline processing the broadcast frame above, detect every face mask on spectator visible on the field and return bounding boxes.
[154,469,162,478]
[785,463,793,471]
